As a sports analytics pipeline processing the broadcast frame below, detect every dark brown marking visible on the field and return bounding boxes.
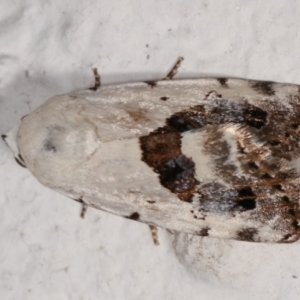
[291,123,298,129]
[160,96,169,101]
[288,209,296,216]
[144,80,158,87]
[163,57,184,80]
[199,227,210,237]
[243,105,268,129]
[284,234,292,240]
[237,186,256,200]
[273,184,283,191]
[236,228,258,242]
[236,199,256,210]
[147,200,156,204]
[250,81,275,96]
[248,161,259,169]
[127,109,150,123]
[282,196,290,202]
[126,212,140,220]
[44,139,56,152]
[140,126,199,202]
[1,134,7,142]
[21,114,28,121]
[292,220,299,230]
[210,99,268,129]
[89,68,101,91]
[268,140,280,146]
[164,100,268,134]
[217,78,228,87]
[167,105,207,132]
[260,173,273,179]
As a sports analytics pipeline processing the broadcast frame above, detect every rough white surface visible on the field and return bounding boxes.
[1,1,300,299]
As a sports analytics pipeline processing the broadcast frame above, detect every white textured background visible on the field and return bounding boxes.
[1,1,300,299]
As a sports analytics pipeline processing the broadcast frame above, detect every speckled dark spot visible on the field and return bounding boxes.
[248,161,259,169]
[292,220,299,230]
[147,200,156,204]
[269,140,280,146]
[284,233,292,240]
[236,228,258,242]
[250,81,275,96]
[44,139,56,152]
[167,105,207,132]
[288,209,296,216]
[1,134,7,142]
[160,96,169,101]
[197,182,257,214]
[282,196,290,202]
[217,78,228,87]
[144,80,158,87]
[244,105,268,129]
[238,186,256,199]
[236,199,256,210]
[126,212,140,220]
[291,123,299,129]
[199,227,210,237]
[260,173,273,179]
[273,184,283,191]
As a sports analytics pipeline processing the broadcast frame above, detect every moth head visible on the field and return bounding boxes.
[14,96,100,186]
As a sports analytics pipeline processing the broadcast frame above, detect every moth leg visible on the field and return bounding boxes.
[163,56,184,80]
[80,203,88,219]
[144,57,184,87]
[90,68,101,91]
[149,225,159,246]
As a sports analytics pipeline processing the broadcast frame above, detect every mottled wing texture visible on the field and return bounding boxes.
[15,78,300,243]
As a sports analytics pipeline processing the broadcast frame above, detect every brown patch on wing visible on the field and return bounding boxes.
[140,92,300,242]
[140,126,199,202]
[126,212,140,220]
[127,109,150,123]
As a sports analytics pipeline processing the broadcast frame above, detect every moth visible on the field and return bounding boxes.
[3,57,300,243]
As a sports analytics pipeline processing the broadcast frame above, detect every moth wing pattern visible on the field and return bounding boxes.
[6,59,300,243]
